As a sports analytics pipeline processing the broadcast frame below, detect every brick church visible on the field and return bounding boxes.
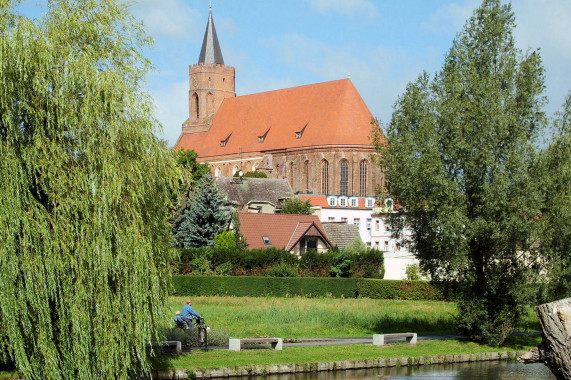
[175,9,386,198]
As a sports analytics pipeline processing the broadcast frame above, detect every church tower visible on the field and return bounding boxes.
[182,8,235,134]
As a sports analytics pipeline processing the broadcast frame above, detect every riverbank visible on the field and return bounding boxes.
[152,350,528,379]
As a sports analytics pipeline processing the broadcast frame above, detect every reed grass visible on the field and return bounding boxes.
[166,296,539,338]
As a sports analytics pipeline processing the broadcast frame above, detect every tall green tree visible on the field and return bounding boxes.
[377,0,546,345]
[173,175,231,248]
[536,92,571,300]
[0,0,175,378]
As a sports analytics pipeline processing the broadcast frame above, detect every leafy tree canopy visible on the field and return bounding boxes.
[0,0,175,378]
[376,0,546,345]
[280,198,313,215]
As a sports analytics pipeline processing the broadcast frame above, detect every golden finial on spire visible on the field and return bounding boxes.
[209,0,212,11]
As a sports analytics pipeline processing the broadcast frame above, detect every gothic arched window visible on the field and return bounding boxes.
[321,160,329,195]
[193,93,199,119]
[340,159,349,196]
[359,160,368,196]
[215,166,222,177]
[304,160,309,193]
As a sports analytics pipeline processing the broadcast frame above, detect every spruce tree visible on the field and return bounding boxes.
[377,0,546,344]
[173,175,231,248]
[0,0,175,378]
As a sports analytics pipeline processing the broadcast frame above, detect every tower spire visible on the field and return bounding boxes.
[198,8,224,65]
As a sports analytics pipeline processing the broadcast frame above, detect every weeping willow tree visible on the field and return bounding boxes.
[0,0,175,378]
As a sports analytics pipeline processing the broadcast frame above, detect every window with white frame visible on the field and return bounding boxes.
[339,197,347,207]
[328,197,336,207]
[350,198,358,208]
[341,217,348,222]
[375,220,380,231]
[366,218,372,231]
[328,217,335,222]
[366,198,375,208]
[354,218,360,227]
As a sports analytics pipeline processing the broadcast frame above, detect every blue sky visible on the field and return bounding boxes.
[18,1,571,147]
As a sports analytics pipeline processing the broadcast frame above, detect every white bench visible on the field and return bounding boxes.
[373,333,417,346]
[228,337,283,351]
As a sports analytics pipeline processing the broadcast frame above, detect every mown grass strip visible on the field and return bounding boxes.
[151,336,541,370]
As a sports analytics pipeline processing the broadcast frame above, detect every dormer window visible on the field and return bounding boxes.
[295,123,307,139]
[327,196,337,207]
[339,197,348,207]
[258,128,270,143]
[366,198,375,208]
[220,133,231,147]
[350,198,358,208]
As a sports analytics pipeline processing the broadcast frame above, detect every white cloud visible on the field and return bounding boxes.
[305,0,378,18]
[126,0,201,41]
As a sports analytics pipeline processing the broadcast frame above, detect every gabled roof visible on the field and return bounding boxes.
[198,11,224,65]
[177,79,382,158]
[239,213,332,250]
[215,177,294,207]
[322,223,362,249]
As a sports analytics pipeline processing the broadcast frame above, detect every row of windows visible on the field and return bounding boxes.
[327,196,375,208]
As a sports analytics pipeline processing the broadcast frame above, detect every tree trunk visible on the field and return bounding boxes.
[519,298,571,380]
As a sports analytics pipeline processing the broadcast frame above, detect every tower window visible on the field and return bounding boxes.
[193,93,199,119]
[340,159,348,196]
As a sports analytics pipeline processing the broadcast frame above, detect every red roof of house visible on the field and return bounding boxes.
[238,213,331,250]
[177,79,381,158]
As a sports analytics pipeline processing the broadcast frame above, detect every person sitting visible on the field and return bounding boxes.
[181,299,201,327]
[174,311,186,329]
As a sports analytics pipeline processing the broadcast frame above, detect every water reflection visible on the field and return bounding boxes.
[261,361,554,380]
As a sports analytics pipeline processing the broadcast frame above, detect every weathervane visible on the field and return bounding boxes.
[209,0,212,11]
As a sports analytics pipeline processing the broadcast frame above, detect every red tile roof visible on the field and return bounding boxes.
[238,213,331,250]
[177,79,381,158]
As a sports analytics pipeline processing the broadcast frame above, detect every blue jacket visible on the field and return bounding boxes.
[181,304,201,319]
[174,315,184,323]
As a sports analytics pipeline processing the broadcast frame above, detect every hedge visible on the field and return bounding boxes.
[172,276,446,301]
[172,275,357,298]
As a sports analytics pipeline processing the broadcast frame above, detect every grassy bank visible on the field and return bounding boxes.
[152,335,540,370]
[166,296,540,338]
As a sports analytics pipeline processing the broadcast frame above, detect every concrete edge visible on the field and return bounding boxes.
[150,350,528,379]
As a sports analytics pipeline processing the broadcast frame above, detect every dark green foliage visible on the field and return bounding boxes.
[355,279,444,301]
[299,250,334,277]
[172,276,445,301]
[376,0,546,345]
[330,250,353,277]
[280,198,313,215]
[172,276,358,298]
[172,175,231,248]
[535,92,571,301]
[267,263,299,277]
[233,170,268,178]
[351,249,385,279]
[175,149,211,184]
[230,209,248,248]
[0,0,175,378]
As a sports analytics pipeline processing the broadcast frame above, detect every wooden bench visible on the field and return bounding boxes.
[228,337,283,351]
[373,333,417,346]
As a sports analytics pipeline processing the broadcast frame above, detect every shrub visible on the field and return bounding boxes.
[351,249,385,279]
[267,262,299,277]
[330,251,352,277]
[405,264,426,281]
[299,250,334,277]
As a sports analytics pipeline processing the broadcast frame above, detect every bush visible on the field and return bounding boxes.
[355,279,444,301]
[267,262,299,277]
[298,250,334,277]
[351,249,384,279]
[330,250,352,277]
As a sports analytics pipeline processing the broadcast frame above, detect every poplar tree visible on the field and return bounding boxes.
[537,92,571,300]
[378,0,546,344]
[173,175,231,248]
[0,0,175,378]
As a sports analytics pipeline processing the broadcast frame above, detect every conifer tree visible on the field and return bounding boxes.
[377,0,546,344]
[0,0,175,378]
[173,175,231,248]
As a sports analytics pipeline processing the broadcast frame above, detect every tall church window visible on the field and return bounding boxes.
[359,160,368,196]
[304,160,309,193]
[215,167,222,177]
[340,159,348,196]
[321,160,329,195]
[289,161,295,189]
[193,93,199,119]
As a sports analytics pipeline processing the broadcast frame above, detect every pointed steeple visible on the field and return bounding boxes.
[198,10,224,65]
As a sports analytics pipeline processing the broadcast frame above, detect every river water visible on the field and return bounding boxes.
[259,361,554,379]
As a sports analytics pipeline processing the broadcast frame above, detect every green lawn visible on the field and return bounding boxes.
[152,335,541,370]
[166,296,540,338]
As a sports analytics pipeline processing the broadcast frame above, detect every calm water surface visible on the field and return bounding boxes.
[260,361,554,380]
